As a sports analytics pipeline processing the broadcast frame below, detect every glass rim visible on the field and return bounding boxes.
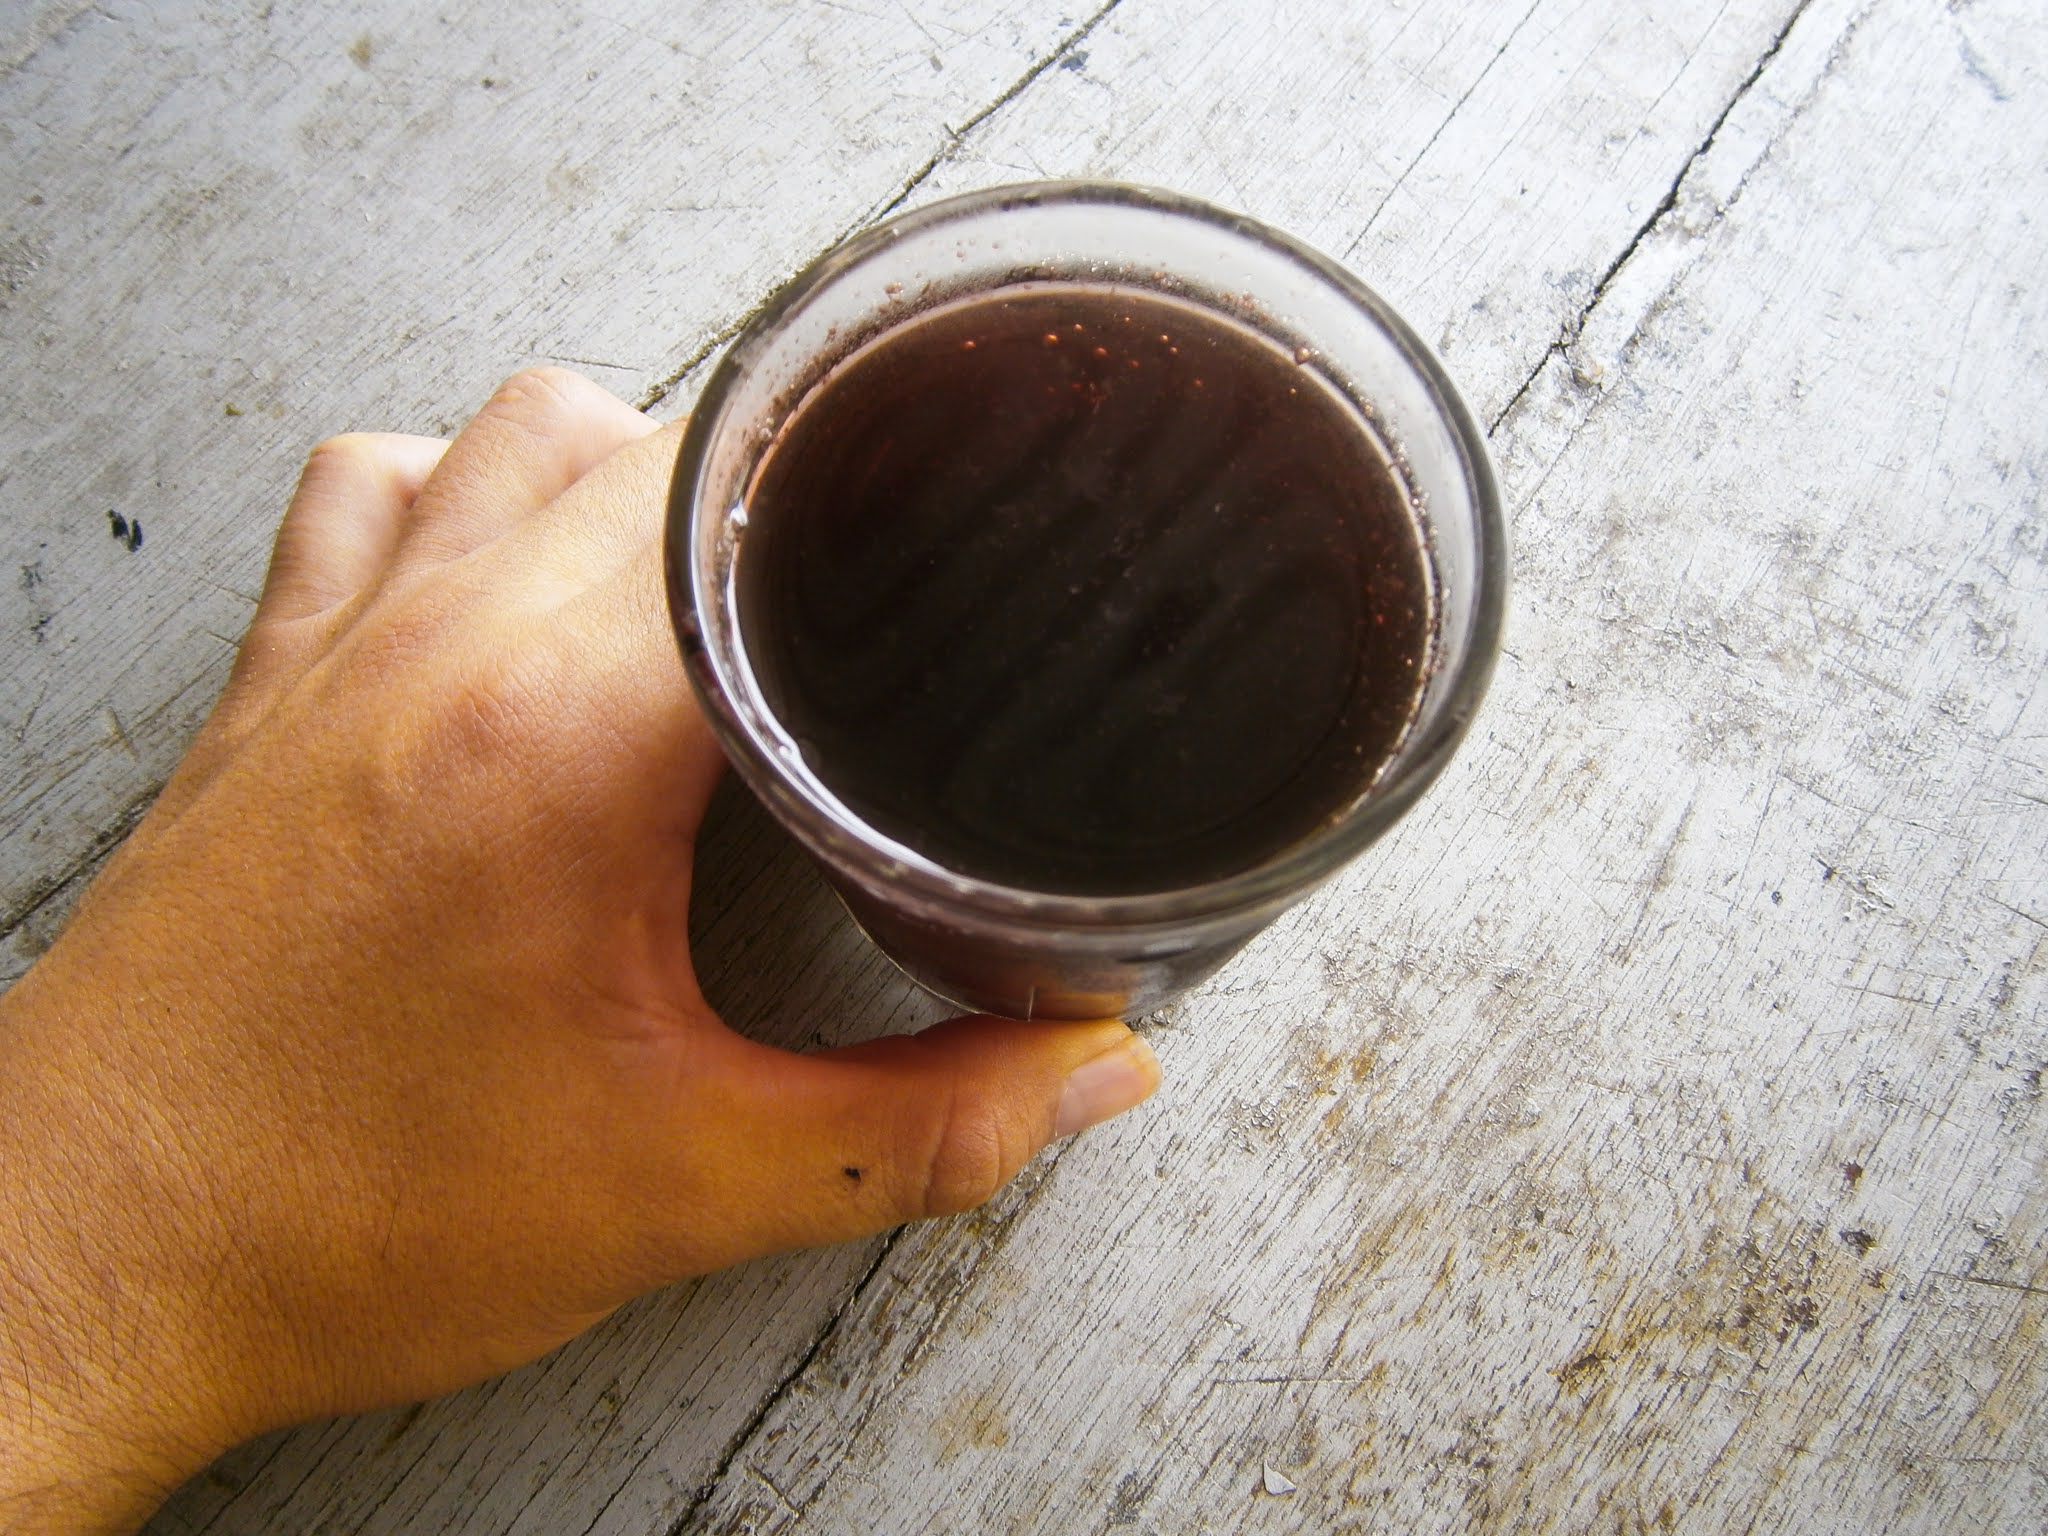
[667,179,1507,934]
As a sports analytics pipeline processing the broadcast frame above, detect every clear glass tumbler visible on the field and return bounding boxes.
[666,181,1506,1020]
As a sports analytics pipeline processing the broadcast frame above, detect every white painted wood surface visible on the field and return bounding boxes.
[1,0,2041,1531]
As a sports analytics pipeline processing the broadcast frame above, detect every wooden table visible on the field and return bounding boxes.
[5,1,2042,1530]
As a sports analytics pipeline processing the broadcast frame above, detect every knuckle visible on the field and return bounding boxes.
[913,1088,1017,1218]
[300,432,426,495]
[301,431,379,478]
[491,364,591,419]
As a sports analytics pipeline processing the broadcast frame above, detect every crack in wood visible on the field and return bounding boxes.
[647,1231,905,1536]
[633,312,752,416]
[634,0,1129,418]
[0,781,156,953]
[861,0,1128,229]
[1487,0,1827,438]
[669,1143,1075,1530]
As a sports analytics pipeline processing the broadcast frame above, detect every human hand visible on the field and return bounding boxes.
[0,368,1160,1533]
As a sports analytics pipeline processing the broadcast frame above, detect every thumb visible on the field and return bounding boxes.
[701,1017,1160,1261]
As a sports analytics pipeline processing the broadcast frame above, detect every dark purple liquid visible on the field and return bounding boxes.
[737,284,1431,895]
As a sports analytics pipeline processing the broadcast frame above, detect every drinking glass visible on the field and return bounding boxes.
[666,181,1506,1019]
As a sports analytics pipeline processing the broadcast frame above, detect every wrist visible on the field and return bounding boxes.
[0,967,236,1534]
[0,1203,218,1536]
[0,1367,197,1536]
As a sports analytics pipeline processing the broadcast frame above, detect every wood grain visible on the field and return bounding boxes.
[0,0,2037,1531]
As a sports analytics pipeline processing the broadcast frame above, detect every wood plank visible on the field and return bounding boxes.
[0,0,2028,1529]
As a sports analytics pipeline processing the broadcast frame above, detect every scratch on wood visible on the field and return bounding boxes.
[1614,794,1697,958]
[537,352,640,373]
[747,1463,805,1521]
[1930,1270,2048,1298]
[1948,25,2011,102]
[1343,0,1547,261]
[1835,981,1935,1008]
[1983,894,2048,932]
[0,0,102,84]
[14,682,50,744]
